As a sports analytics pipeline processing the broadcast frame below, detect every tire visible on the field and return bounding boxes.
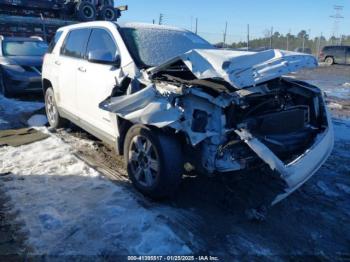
[75,1,97,21]
[99,5,119,21]
[45,88,68,129]
[124,125,183,198]
[325,56,334,66]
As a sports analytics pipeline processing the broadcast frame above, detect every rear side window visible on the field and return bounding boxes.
[323,46,345,53]
[47,30,63,53]
[61,28,91,58]
[85,28,118,60]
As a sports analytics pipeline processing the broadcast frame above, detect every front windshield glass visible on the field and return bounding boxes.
[120,27,215,68]
[2,41,48,56]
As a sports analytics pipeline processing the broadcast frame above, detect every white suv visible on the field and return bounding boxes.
[42,21,333,205]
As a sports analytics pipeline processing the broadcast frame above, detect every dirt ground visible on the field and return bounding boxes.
[1,65,350,260]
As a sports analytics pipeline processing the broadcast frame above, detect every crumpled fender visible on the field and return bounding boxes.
[99,84,182,128]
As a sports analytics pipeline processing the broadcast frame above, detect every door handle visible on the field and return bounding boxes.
[78,67,86,73]
[54,60,61,66]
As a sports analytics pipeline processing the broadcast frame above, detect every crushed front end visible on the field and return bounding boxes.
[100,49,334,205]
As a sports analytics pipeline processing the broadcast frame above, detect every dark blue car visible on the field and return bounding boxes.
[0,36,48,97]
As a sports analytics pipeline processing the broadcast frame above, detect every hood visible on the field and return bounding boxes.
[149,49,318,89]
[2,56,43,67]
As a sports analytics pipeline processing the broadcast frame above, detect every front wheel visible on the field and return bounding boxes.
[124,125,183,198]
[45,88,68,129]
[325,57,334,66]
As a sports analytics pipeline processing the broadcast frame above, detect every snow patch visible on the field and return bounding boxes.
[227,235,273,256]
[328,102,343,110]
[0,117,8,125]
[122,22,187,32]
[316,181,339,197]
[0,133,191,256]
[336,183,350,194]
[333,119,350,141]
[27,114,48,127]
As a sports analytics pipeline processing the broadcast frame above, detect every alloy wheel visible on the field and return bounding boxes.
[128,135,160,188]
[46,93,57,125]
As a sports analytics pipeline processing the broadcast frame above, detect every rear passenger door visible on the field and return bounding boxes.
[76,28,120,137]
[346,47,350,64]
[334,47,346,64]
[58,28,91,113]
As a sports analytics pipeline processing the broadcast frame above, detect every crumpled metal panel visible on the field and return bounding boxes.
[99,84,182,128]
[149,49,318,89]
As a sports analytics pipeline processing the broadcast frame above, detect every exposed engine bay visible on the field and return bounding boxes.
[100,49,334,205]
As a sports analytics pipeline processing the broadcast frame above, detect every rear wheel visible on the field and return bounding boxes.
[45,88,68,129]
[124,125,183,198]
[325,56,334,66]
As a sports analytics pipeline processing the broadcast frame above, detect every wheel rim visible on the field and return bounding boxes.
[46,93,57,125]
[83,6,94,18]
[326,58,333,65]
[128,135,159,188]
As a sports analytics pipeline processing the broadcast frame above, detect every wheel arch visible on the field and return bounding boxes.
[42,78,53,95]
[116,117,185,156]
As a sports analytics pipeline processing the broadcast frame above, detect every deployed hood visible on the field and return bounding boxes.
[0,56,43,67]
[149,49,318,89]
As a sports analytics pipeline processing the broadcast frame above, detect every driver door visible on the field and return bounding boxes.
[76,28,120,138]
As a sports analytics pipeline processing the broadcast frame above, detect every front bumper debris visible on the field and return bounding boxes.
[235,109,334,206]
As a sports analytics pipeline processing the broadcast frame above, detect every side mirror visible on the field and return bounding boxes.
[88,50,120,67]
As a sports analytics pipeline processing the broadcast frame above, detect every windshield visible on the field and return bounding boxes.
[120,27,215,68]
[2,41,48,56]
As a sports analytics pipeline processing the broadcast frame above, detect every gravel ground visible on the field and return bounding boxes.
[0,65,350,260]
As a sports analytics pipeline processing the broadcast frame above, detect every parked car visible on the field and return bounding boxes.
[42,22,334,205]
[0,35,48,97]
[319,45,350,65]
[294,47,312,54]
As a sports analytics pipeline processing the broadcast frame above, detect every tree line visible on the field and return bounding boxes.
[215,30,350,55]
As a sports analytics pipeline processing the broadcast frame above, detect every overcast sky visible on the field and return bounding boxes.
[117,0,350,43]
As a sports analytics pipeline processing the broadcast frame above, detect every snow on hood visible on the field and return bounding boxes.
[149,49,318,89]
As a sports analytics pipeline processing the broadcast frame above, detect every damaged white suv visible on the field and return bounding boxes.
[42,21,334,205]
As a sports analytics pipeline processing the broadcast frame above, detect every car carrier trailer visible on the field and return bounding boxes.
[0,0,127,40]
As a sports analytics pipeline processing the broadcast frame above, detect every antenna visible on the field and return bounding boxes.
[330,5,344,44]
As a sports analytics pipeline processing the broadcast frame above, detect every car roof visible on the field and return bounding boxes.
[120,22,187,32]
[58,21,187,33]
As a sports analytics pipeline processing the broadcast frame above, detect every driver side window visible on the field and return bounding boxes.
[85,28,119,64]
